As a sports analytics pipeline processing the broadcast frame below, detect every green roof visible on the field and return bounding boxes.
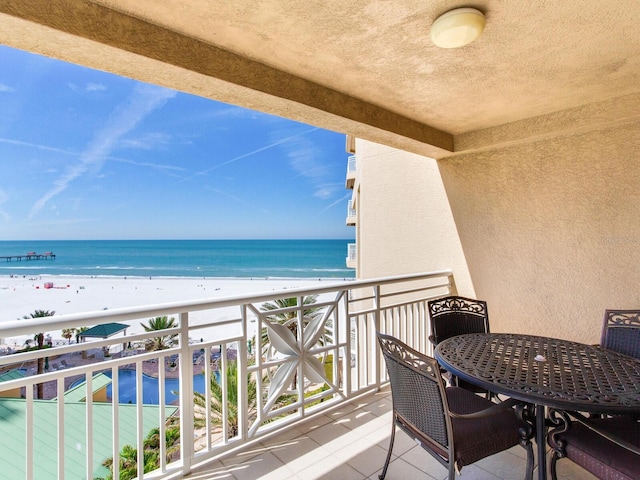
[53,372,112,402]
[0,398,177,479]
[79,322,129,338]
[0,369,26,382]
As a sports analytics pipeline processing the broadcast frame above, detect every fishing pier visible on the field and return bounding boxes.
[0,251,56,262]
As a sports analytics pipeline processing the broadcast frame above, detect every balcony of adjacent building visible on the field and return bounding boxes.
[346,242,356,269]
[346,200,356,226]
[345,155,356,190]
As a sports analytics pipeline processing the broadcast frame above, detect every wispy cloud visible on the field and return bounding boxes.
[206,186,269,213]
[322,192,352,211]
[177,126,319,183]
[27,84,176,220]
[274,129,341,200]
[0,84,15,93]
[119,131,172,150]
[0,137,79,157]
[86,83,106,92]
[68,82,107,93]
[0,136,185,175]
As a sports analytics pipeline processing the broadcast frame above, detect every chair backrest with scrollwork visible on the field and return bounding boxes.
[377,332,451,453]
[428,296,489,347]
[601,309,640,360]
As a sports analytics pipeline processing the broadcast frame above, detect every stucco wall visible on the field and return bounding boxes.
[354,140,474,297]
[438,121,640,343]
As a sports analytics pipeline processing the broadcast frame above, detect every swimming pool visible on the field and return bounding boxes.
[71,370,214,405]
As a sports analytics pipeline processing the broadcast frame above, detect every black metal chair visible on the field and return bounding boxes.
[548,410,640,480]
[377,332,533,480]
[600,309,640,359]
[428,296,492,396]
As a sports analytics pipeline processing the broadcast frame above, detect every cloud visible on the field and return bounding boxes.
[27,84,177,220]
[0,84,15,93]
[274,129,341,200]
[322,192,352,211]
[177,126,319,183]
[86,83,106,92]
[207,186,269,213]
[119,131,172,150]
[68,82,107,92]
[0,136,185,175]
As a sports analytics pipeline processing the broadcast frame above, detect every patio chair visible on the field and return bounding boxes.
[548,409,640,480]
[600,309,640,359]
[428,295,492,397]
[377,332,533,480]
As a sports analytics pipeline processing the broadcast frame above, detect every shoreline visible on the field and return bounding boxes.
[0,274,352,347]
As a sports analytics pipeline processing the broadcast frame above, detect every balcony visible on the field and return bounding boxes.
[346,243,356,269]
[0,271,457,480]
[346,200,356,226]
[0,271,596,480]
[345,155,356,189]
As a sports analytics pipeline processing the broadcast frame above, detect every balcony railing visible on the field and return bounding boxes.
[346,200,356,225]
[345,155,356,189]
[0,271,455,480]
[346,243,357,269]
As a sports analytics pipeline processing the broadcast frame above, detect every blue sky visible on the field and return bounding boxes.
[0,45,354,240]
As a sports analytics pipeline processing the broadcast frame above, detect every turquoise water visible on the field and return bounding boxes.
[0,239,354,279]
[69,369,212,405]
[104,370,208,405]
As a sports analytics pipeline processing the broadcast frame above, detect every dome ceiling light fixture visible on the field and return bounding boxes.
[430,7,486,49]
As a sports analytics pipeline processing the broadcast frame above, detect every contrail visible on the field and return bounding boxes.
[27,85,176,220]
[176,126,319,184]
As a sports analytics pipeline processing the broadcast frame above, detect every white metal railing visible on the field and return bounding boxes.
[346,155,356,173]
[347,200,356,218]
[0,271,456,480]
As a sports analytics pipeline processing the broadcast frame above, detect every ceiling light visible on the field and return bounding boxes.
[430,8,485,49]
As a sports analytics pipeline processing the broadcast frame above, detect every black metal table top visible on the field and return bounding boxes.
[435,333,640,413]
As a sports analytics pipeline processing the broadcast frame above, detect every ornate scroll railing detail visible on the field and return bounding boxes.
[0,270,455,480]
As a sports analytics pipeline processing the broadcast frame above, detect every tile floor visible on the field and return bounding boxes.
[185,386,598,480]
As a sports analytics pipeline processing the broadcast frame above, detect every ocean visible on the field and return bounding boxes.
[0,240,355,279]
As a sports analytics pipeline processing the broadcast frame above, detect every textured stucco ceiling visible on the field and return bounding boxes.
[1,0,639,158]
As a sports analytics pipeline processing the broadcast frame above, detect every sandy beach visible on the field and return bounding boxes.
[0,275,351,347]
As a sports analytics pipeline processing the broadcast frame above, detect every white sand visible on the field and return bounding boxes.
[0,275,350,346]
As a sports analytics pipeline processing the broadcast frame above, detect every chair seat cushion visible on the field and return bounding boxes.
[446,387,523,467]
[552,417,640,480]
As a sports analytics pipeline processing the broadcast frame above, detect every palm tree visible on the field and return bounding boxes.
[95,422,181,480]
[140,316,178,351]
[61,328,75,344]
[193,361,257,438]
[23,309,55,399]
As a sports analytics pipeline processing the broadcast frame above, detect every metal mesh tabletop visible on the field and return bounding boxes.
[435,333,640,413]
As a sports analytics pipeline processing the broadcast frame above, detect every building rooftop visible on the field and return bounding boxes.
[0,397,177,479]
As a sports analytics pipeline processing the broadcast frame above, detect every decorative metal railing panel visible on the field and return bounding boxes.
[0,271,455,479]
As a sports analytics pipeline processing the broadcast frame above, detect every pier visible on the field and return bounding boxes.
[0,252,56,262]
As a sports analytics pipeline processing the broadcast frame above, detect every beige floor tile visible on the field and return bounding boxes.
[183,390,594,480]
[334,441,390,477]
[221,450,296,480]
[295,454,367,480]
[266,434,333,472]
[371,457,440,480]
[306,420,357,454]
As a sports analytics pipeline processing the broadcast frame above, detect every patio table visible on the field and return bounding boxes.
[435,333,640,480]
